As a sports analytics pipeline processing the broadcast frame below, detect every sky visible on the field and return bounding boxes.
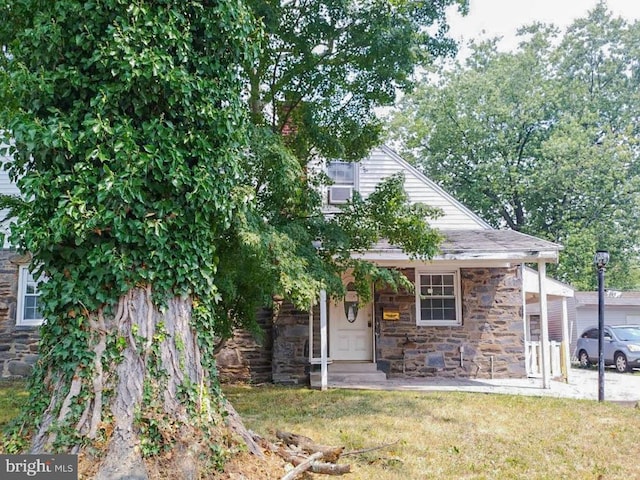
[445,0,640,56]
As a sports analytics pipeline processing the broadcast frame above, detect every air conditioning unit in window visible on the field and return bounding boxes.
[328,185,353,204]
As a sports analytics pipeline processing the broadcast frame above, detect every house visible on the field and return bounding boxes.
[525,289,640,362]
[216,146,571,388]
[0,145,572,387]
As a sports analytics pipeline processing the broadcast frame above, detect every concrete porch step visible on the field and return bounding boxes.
[328,362,381,373]
[310,362,387,387]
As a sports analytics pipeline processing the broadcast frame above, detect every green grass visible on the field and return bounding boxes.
[224,385,640,479]
[3,380,638,479]
[0,380,28,429]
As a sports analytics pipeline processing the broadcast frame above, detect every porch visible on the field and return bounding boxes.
[306,265,574,391]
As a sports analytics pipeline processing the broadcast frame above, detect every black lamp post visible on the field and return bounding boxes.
[594,250,609,402]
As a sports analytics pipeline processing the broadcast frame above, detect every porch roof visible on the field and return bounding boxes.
[356,229,562,263]
[523,266,574,300]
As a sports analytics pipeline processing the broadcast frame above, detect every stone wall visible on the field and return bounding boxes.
[215,308,273,384]
[0,250,40,378]
[270,302,310,384]
[376,267,525,379]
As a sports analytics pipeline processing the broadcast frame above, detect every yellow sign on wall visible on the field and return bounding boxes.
[383,309,400,321]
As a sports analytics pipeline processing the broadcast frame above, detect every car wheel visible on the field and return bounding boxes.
[614,352,629,373]
[578,350,591,368]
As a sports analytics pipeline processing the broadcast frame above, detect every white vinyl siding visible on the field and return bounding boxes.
[416,270,462,326]
[0,155,20,248]
[358,147,489,230]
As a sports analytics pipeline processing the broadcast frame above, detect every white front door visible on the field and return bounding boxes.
[329,286,373,361]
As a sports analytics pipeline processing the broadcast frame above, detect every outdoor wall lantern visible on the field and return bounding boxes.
[594,249,609,402]
[344,282,359,323]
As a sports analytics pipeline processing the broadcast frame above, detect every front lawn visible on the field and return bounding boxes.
[225,384,640,479]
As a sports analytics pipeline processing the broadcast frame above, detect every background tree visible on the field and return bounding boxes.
[387,2,640,290]
[246,0,467,161]
[1,0,461,477]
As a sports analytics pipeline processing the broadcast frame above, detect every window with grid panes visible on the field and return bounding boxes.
[416,271,461,326]
[17,265,44,326]
[327,161,355,185]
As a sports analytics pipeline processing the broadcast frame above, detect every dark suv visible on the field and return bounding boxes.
[576,325,640,373]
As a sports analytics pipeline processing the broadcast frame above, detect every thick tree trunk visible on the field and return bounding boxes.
[28,285,244,479]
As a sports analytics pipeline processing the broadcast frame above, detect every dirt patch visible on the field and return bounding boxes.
[218,450,288,479]
[80,448,288,479]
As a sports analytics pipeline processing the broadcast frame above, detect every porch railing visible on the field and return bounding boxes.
[526,340,562,379]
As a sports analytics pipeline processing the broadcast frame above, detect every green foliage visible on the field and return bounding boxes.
[387,2,640,289]
[214,0,462,327]
[0,0,258,454]
[246,0,467,162]
[0,0,258,355]
[213,126,443,328]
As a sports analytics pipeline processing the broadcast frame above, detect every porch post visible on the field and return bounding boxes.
[308,305,314,362]
[561,296,571,382]
[521,265,531,376]
[319,289,328,391]
[538,261,551,389]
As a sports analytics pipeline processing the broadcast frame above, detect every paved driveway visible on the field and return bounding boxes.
[338,368,640,402]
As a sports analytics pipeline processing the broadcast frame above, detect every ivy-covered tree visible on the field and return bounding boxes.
[387,2,640,290]
[0,1,263,477]
[0,0,458,477]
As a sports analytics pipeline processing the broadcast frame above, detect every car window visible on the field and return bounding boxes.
[582,329,599,339]
[612,327,640,341]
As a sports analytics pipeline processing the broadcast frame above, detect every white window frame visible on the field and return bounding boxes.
[326,160,359,205]
[416,270,462,327]
[16,265,44,326]
[327,160,358,187]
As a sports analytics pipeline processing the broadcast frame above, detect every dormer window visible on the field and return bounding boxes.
[327,161,357,204]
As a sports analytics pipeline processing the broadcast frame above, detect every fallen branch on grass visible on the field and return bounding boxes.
[252,429,394,479]
[276,430,344,463]
[342,440,399,456]
[275,430,350,479]
[281,452,324,480]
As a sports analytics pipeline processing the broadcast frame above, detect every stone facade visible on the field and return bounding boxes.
[376,267,526,379]
[270,303,311,384]
[0,250,40,378]
[215,308,273,384]
[252,265,527,385]
[217,300,319,385]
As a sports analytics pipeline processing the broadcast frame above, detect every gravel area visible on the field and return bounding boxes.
[331,367,640,403]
